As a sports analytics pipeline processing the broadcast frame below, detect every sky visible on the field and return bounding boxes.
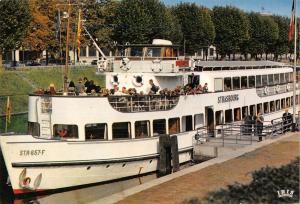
[162,0,295,17]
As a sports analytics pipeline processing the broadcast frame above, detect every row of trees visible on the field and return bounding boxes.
[0,0,296,69]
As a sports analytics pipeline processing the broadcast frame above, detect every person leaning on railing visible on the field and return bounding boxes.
[256,111,264,141]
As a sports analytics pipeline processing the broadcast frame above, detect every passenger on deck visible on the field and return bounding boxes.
[113,84,124,95]
[75,78,85,95]
[83,77,90,88]
[86,80,96,93]
[68,80,75,92]
[122,87,128,95]
[149,79,159,94]
[79,87,87,96]
[49,83,56,95]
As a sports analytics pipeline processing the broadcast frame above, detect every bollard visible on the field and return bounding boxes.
[171,136,179,172]
[158,135,171,177]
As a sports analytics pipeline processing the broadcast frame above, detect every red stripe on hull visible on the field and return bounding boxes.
[13,189,46,194]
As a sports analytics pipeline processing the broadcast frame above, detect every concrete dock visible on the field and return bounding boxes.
[96,132,299,204]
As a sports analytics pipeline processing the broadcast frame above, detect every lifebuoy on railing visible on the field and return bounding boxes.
[111,74,119,85]
[97,58,107,72]
[151,59,162,73]
[120,57,130,71]
[132,75,143,87]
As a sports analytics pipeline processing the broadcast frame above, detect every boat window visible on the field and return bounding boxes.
[242,106,248,119]
[286,97,291,107]
[274,74,279,85]
[285,73,290,83]
[291,96,293,106]
[85,123,107,140]
[164,47,174,57]
[194,114,204,129]
[215,111,223,125]
[224,77,232,91]
[225,109,233,123]
[28,122,40,137]
[280,73,285,84]
[112,122,131,139]
[233,77,240,90]
[263,102,269,114]
[169,118,180,134]
[146,48,161,57]
[276,100,280,111]
[281,98,286,109]
[256,75,262,87]
[234,108,241,121]
[250,105,256,116]
[182,115,193,132]
[262,75,268,86]
[53,124,78,139]
[248,76,255,88]
[241,76,247,89]
[135,120,150,138]
[256,103,262,114]
[270,101,275,112]
[214,78,223,92]
[153,119,166,136]
[268,74,274,85]
[130,47,143,57]
[290,72,293,82]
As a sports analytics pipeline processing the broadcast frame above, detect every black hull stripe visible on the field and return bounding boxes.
[12,147,193,168]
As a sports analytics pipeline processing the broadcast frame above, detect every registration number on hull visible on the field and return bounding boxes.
[19,150,45,156]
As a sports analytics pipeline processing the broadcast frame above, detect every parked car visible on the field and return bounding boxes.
[26,60,41,66]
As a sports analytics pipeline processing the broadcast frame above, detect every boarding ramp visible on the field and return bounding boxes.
[193,116,296,160]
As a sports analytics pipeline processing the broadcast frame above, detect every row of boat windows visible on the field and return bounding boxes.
[217,95,299,125]
[28,95,299,140]
[215,72,293,91]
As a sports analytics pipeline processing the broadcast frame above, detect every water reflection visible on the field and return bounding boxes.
[1,174,156,204]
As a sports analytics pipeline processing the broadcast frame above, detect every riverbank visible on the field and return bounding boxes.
[98,132,299,204]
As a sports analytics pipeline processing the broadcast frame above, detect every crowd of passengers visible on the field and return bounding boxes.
[35,77,209,96]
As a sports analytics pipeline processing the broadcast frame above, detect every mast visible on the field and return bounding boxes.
[64,0,71,93]
[293,0,297,130]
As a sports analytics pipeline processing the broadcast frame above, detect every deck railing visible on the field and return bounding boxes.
[256,82,299,97]
[108,95,179,113]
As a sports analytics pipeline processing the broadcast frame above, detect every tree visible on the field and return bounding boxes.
[0,0,31,70]
[84,0,119,51]
[272,16,289,60]
[213,6,249,59]
[261,16,279,59]
[23,0,51,52]
[113,0,180,44]
[172,3,215,55]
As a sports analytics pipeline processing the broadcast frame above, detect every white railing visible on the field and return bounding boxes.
[108,95,179,113]
[256,82,299,97]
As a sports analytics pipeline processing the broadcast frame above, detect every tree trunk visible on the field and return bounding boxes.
[0,51,3,72]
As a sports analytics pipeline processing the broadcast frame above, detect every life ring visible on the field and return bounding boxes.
[275,85,280,93]
[97,59,107,72]
[263,86,268,95]
[120,57,130,71]
[132,75,143,87]
[110,74,119,85]
[151,59,162,73]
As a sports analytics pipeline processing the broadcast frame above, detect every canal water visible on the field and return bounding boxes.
[0,174,157,204]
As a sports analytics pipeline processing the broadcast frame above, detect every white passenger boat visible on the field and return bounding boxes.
[0,39,299,195]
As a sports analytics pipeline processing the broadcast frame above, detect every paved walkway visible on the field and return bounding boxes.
[98,133,299,204]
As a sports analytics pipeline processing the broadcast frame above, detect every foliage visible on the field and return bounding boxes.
[202,157,299,204]
[212,6,249,58]
[272,15,289,59]
[172,3,215,55]
[0,0,31,69]
[113,0,180,44]
[23,0,52,51]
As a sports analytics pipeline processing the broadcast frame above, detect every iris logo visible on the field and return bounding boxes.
[277,189,294,198]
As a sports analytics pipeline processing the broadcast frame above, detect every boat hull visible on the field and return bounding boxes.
[0,132,194,195]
